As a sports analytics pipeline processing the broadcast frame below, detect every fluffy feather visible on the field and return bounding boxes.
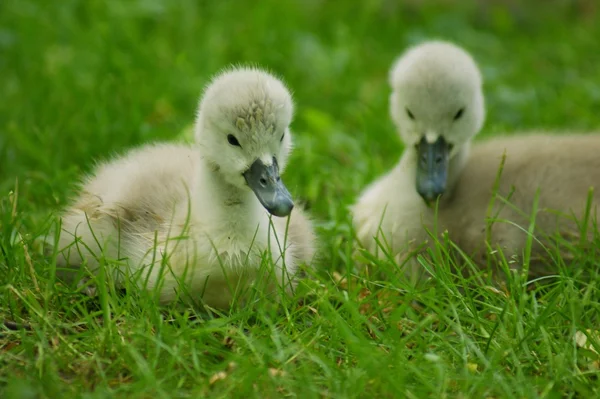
[352,40,599,280]
[53,67,316,308]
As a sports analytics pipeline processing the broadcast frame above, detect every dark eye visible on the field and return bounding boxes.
[406,108,415,120]
[227,134,241,147]
[280,133,285,142]
[453,108,464,120]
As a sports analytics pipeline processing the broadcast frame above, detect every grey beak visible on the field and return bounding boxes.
[243,157,294,217]
[416,136,450,204]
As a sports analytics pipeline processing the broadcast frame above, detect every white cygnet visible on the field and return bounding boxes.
[352,40,600,281]
[53,66,317,309]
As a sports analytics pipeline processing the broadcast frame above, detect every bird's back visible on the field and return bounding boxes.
[82,143,199,229]
[54,143,199,275]
[441,133,600,274]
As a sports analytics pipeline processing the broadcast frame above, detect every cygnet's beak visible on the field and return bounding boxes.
[243,157,294,217]
[415,135,450,205]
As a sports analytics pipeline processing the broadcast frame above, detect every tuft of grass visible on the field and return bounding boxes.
[1,0,600,397]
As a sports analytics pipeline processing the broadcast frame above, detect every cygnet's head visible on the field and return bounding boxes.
[389,40,485,203]
[195,66,295,217]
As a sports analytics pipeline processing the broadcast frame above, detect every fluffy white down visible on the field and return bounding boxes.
[55,67,316,309]
[351,40,485,275]
[353,41,600,282]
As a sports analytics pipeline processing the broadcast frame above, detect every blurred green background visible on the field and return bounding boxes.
[0,0,598,243]
[1,0,599,224]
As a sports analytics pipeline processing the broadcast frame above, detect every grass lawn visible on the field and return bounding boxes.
[2,0,600,397]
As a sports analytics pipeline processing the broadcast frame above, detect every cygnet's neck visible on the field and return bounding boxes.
[445,142,471,196]
[193,157,264,229]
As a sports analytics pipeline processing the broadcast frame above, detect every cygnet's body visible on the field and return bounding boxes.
[439,133,600,277]
[54,67,316,308]
[352,40,600,279]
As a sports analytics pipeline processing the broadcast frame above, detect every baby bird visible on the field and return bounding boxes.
[352,41,484,275]
[352,40,600,280]
[54,67,316,309]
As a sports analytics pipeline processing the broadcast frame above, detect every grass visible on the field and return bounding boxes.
[2,0,600,397]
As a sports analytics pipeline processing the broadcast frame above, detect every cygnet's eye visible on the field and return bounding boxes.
[406,107,415,120]
[453,108,465,121]
[280,132,285,142]
[227,134,241,147]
